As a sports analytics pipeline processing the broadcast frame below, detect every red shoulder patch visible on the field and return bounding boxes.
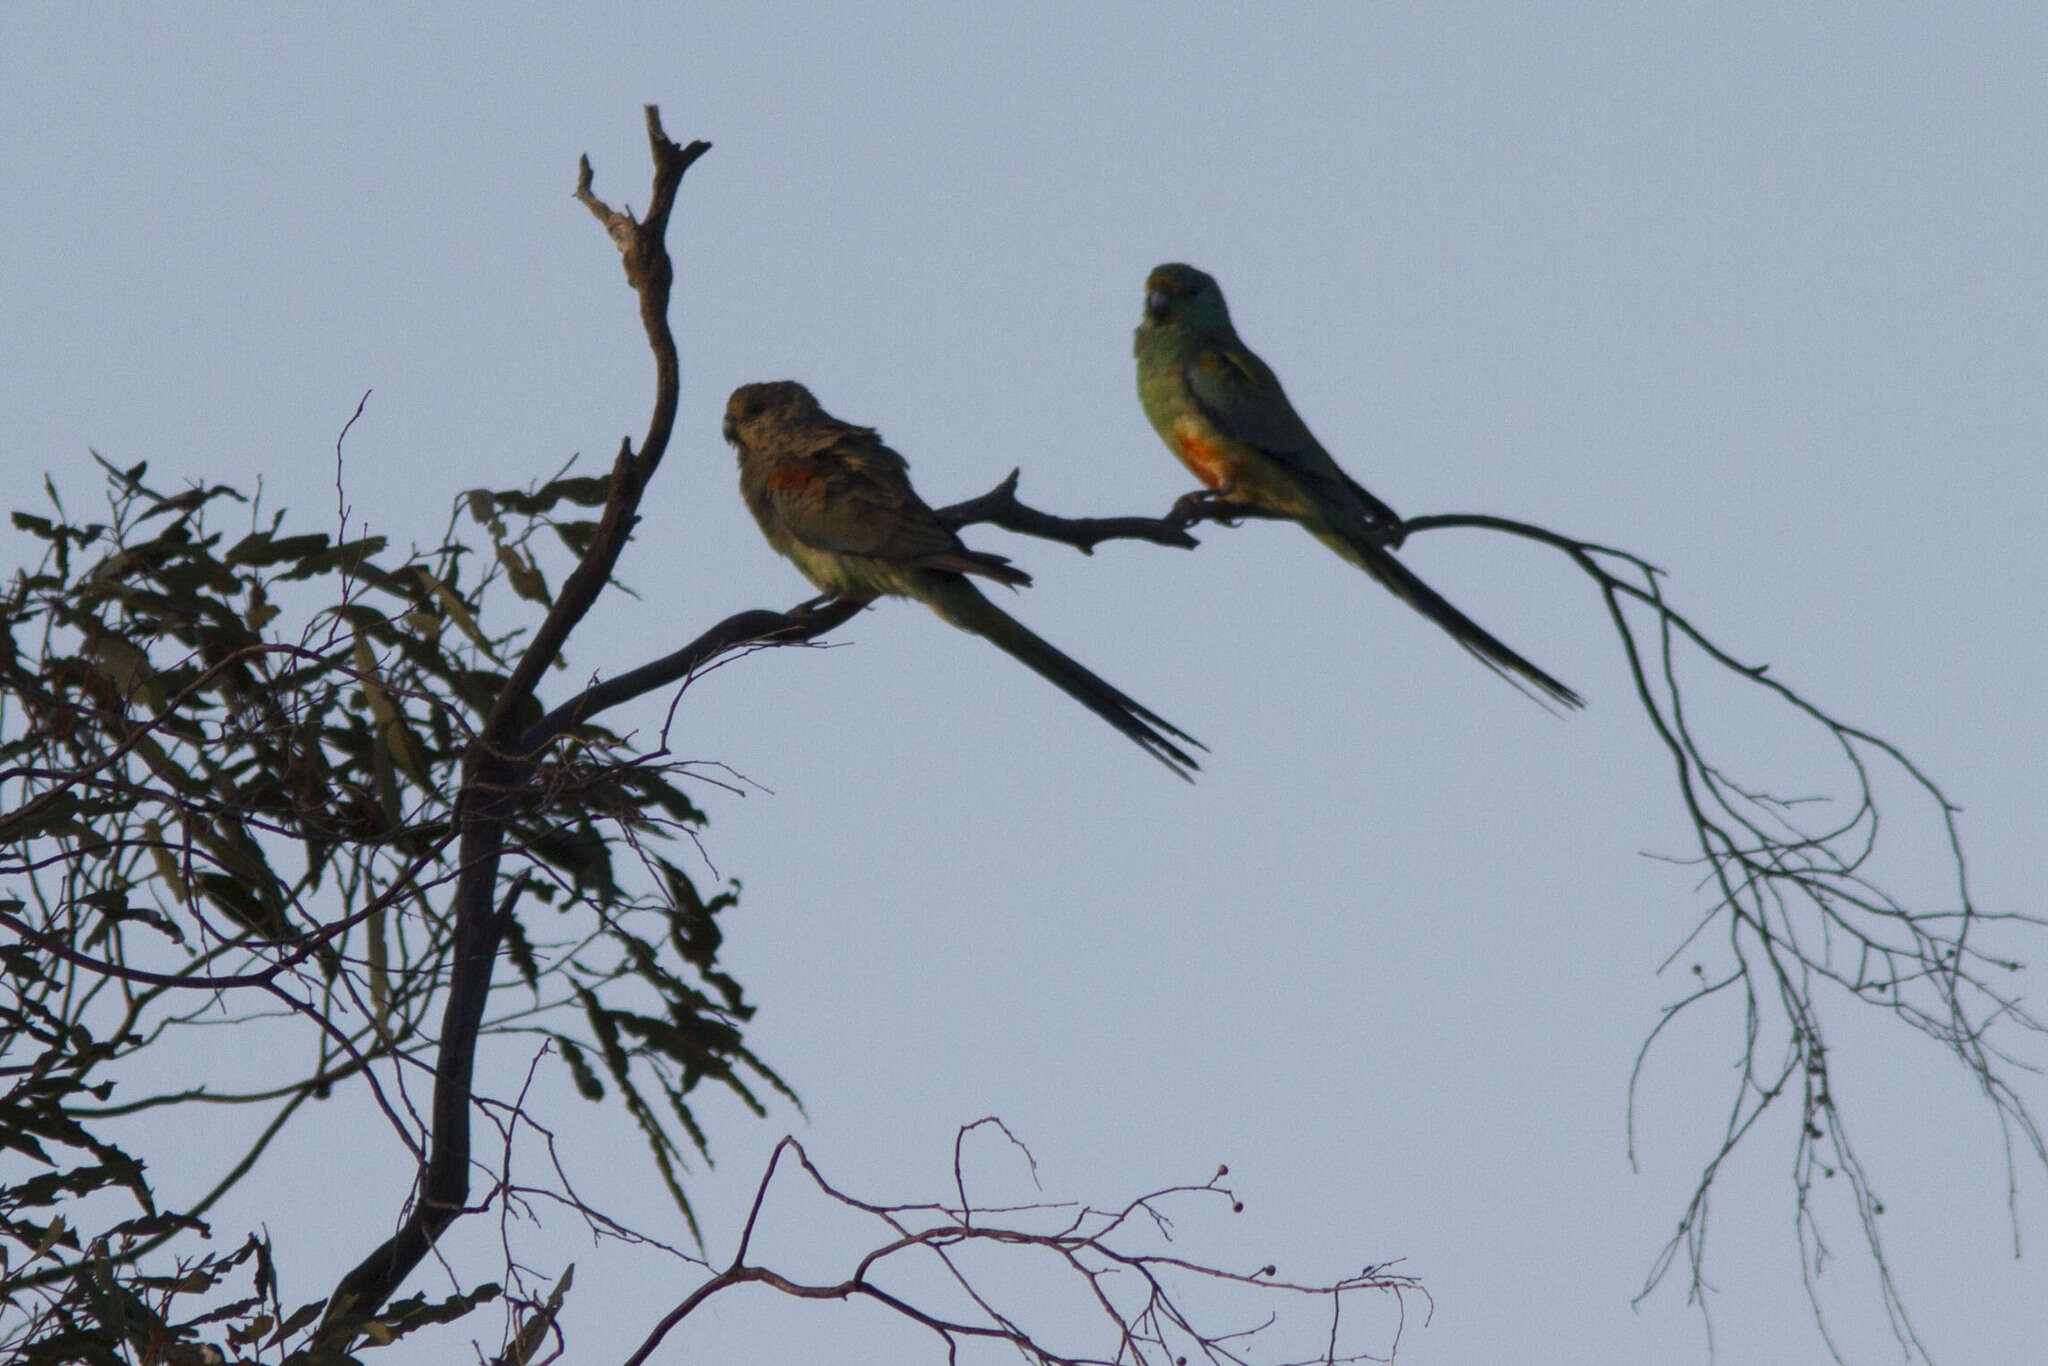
[767,464,821,494]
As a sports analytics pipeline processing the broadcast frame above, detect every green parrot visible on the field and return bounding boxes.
[724,380,1203,777]
[1135,263,1583,709]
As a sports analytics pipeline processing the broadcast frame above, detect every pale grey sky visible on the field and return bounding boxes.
[5,5,2045,1363]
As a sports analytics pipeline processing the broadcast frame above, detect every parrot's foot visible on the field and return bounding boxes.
[1170,487,1245,526]
[1365,516,1407,550]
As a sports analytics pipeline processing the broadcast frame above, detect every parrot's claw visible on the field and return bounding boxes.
[1367,517,1407,550]
[1170,487,1240,526]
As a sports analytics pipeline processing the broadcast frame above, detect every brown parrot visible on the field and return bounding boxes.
[724,380,1203,777]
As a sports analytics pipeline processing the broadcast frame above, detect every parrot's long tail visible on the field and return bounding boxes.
[1314,524,1585,711]
[922,576,1204,779]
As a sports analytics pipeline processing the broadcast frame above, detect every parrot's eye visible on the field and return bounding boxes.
[1145,285,1173,321]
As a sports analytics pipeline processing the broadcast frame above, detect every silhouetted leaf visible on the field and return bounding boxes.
[495,545,549,603]
[557,1037,605,1101]
[226,531,333,567]
[489,474,610,516]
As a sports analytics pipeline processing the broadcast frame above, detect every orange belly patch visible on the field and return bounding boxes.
[1172,416,1237,491]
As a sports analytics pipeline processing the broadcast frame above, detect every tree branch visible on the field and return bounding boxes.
[319,109,710,1341]
[521,598,863,754]
[617,1124,1425,1366]
[514,475,1301,744]
[934,469,1202,550]
[1383,513,2045,1360]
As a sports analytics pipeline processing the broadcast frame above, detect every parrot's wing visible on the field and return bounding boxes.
[765,434,1027,584]
[1183,345,1320,457]
[1185,345,1400,528]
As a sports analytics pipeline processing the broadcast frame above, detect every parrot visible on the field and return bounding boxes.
[1134,262,1583,709]
[724,380,1203,777]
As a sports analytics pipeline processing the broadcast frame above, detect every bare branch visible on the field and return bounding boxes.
[623,1126,1425,1366]
[934,469,1202,551]
[1369,512,2043,1361]
[520,598,863,754]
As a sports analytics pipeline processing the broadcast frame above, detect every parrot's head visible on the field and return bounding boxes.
[724,380,819,452]
[1141,262,1231,332]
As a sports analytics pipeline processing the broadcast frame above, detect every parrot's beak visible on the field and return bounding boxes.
[721,414,739,445]
[1145,286,1172,322]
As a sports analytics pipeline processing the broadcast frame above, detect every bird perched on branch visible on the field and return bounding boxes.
[724,380,1203,777]
[1134,263,1582,709]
